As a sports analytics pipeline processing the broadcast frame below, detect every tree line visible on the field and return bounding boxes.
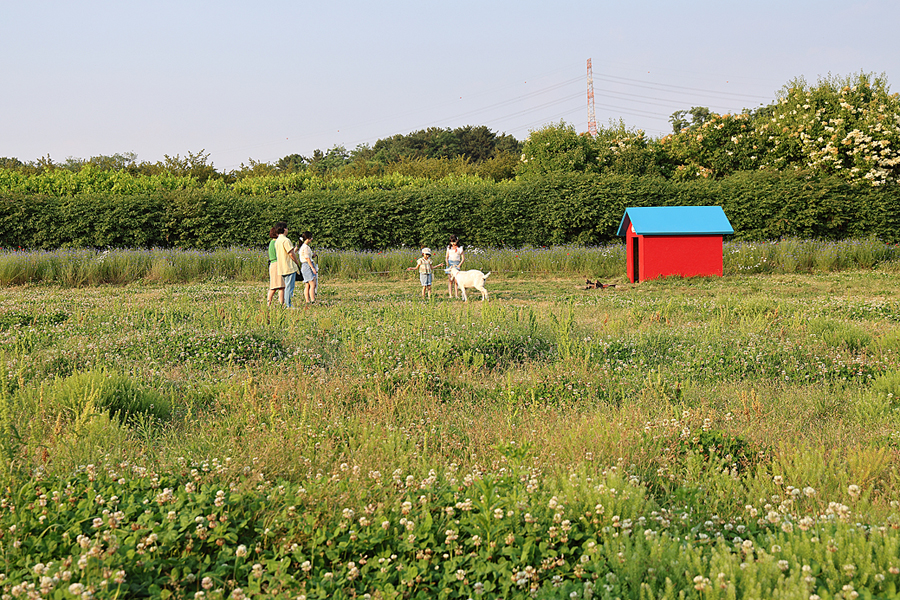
[1,72,898,198]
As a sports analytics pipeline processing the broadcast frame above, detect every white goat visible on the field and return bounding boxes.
[447,266,490,301]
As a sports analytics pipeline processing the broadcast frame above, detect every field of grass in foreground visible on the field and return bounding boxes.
[1,270,900,599]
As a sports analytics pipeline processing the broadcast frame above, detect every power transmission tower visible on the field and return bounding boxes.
[586,58,597,137]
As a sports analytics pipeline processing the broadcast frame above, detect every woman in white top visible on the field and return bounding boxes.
[298,231,318,304]
[445,234,465,298]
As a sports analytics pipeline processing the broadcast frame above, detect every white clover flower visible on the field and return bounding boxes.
[235,544,248,558]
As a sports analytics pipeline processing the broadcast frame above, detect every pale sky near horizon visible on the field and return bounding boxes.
[2,1,898,172]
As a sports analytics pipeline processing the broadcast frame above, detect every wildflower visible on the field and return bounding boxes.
[848,484,860,499]
[456,569,466,581]
[773,475,784,485]
[301,561,312,573]
[201,576,214,590]
[235,545,248,558]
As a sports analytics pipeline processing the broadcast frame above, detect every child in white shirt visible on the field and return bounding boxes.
[407,247,443,299]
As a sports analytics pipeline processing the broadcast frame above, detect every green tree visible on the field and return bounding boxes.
[517,121,598,176]
[669,106,714,133]
[146,150,220,182]
[308,145,350,176]
[232,158,277,179]
[0,157,24,170]
[276,154,308,174]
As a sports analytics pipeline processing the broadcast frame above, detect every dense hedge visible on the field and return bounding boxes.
[1,171,898,250]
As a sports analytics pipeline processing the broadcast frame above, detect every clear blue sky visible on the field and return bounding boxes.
[2,0,897,172]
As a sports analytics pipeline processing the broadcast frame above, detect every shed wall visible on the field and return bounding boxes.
[641,235,723,280]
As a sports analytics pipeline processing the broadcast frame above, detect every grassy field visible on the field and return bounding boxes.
[1,263,900,599]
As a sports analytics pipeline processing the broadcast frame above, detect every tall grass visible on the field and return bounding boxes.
[1,273,899,597]
[3,237,899,286]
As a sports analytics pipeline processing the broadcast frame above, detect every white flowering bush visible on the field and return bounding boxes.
[662,72,900,187]
[757,73,900,186]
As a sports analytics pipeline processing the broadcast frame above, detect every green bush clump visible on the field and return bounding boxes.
[871,370,900,408]
[807,317,873,352]
[2,170,899,251]
[669,429,762,473]
[0,310,67,330]
[37,370,172,424]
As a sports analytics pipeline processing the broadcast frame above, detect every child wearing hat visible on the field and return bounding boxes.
[407,247,444,299]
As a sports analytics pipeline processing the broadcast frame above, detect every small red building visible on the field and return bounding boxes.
[617,206,734,283]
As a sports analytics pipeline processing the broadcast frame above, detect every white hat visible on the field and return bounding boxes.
[422,247,432,255]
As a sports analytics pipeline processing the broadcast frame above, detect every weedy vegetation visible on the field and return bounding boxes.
[1,241,899,599]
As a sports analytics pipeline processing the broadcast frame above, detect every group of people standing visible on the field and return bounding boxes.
[267,222,317,308]
[266,227,466,305]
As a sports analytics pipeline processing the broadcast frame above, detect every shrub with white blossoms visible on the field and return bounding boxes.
[756,73,900,186]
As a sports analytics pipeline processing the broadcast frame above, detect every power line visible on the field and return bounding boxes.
[593,72,771,102]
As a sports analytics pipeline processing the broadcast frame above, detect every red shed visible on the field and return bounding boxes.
[617,206,734,283]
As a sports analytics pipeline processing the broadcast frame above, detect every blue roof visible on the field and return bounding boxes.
[617,206,734,236]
